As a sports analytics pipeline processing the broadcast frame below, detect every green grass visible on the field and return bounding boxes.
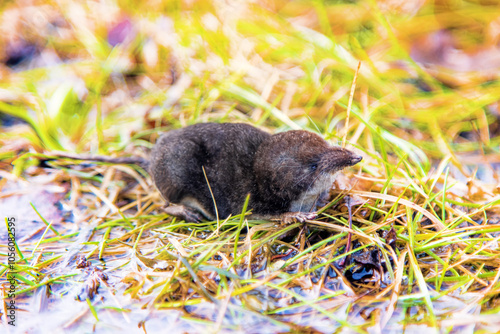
[1,0,500,332]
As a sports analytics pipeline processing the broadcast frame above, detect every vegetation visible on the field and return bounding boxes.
[1,0,499,332]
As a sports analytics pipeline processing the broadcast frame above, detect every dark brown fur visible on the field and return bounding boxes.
[48,123,362,222]
[150,123,362,222]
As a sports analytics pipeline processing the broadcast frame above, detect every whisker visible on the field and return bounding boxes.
[292,169,314,187]
[298,170,324,211]
[275,163,302,172]
[293,165,330,188]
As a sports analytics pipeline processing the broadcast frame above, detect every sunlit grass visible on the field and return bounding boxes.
[1,0,500,332]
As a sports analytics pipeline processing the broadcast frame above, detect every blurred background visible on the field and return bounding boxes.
[1,0,499,177]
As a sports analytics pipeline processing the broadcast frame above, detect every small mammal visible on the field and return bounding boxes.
[51,123,362,223]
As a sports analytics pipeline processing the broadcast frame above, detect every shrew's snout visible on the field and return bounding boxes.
[349,154,363,166]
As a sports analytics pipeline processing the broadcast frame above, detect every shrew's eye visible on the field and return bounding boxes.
[310,163,318,171]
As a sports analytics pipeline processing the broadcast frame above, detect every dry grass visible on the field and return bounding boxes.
[1,0,500,332]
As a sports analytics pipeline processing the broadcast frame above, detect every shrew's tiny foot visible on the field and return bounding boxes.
[162,204,203,223]
[281,211,317,224]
